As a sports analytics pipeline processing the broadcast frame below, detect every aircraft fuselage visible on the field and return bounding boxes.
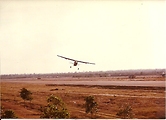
[74,61,78,66]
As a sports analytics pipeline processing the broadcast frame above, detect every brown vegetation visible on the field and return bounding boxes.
[1,77,165,119]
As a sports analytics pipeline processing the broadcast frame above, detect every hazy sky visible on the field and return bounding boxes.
[0,1,166,74]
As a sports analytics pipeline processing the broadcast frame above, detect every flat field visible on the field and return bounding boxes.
[1,76,165,119]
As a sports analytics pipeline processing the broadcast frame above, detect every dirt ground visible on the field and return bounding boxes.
[1,77,165,119]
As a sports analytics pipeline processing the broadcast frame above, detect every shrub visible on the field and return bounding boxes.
[1,110,18,118]
[116,104,133,119]
[40,94,70,118]
[19,88,33,103]
[84,96,98,118]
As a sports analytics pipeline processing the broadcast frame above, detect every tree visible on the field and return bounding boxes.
[84,96,98,118]
[1,110,18,118]
[19,88,33,103]
[116,104,133,119]
[40,94,70,118]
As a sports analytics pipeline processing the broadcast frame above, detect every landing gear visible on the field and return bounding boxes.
[69,66,79,70]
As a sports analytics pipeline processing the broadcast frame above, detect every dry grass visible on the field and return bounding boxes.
[1,77,165,119]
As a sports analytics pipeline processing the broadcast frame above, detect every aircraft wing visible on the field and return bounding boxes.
[57,55,95,65]
[57,55,75,61]
[77,60,95,65]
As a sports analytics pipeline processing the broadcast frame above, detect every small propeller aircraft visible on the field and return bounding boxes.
[57,55,95,70]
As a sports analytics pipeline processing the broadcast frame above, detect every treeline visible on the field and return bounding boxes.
[1,69,165,79]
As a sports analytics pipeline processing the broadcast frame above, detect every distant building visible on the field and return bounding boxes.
[129,75,136,79]
[161,72,165,77]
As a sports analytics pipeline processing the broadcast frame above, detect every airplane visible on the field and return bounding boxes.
[57,55,95,70]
